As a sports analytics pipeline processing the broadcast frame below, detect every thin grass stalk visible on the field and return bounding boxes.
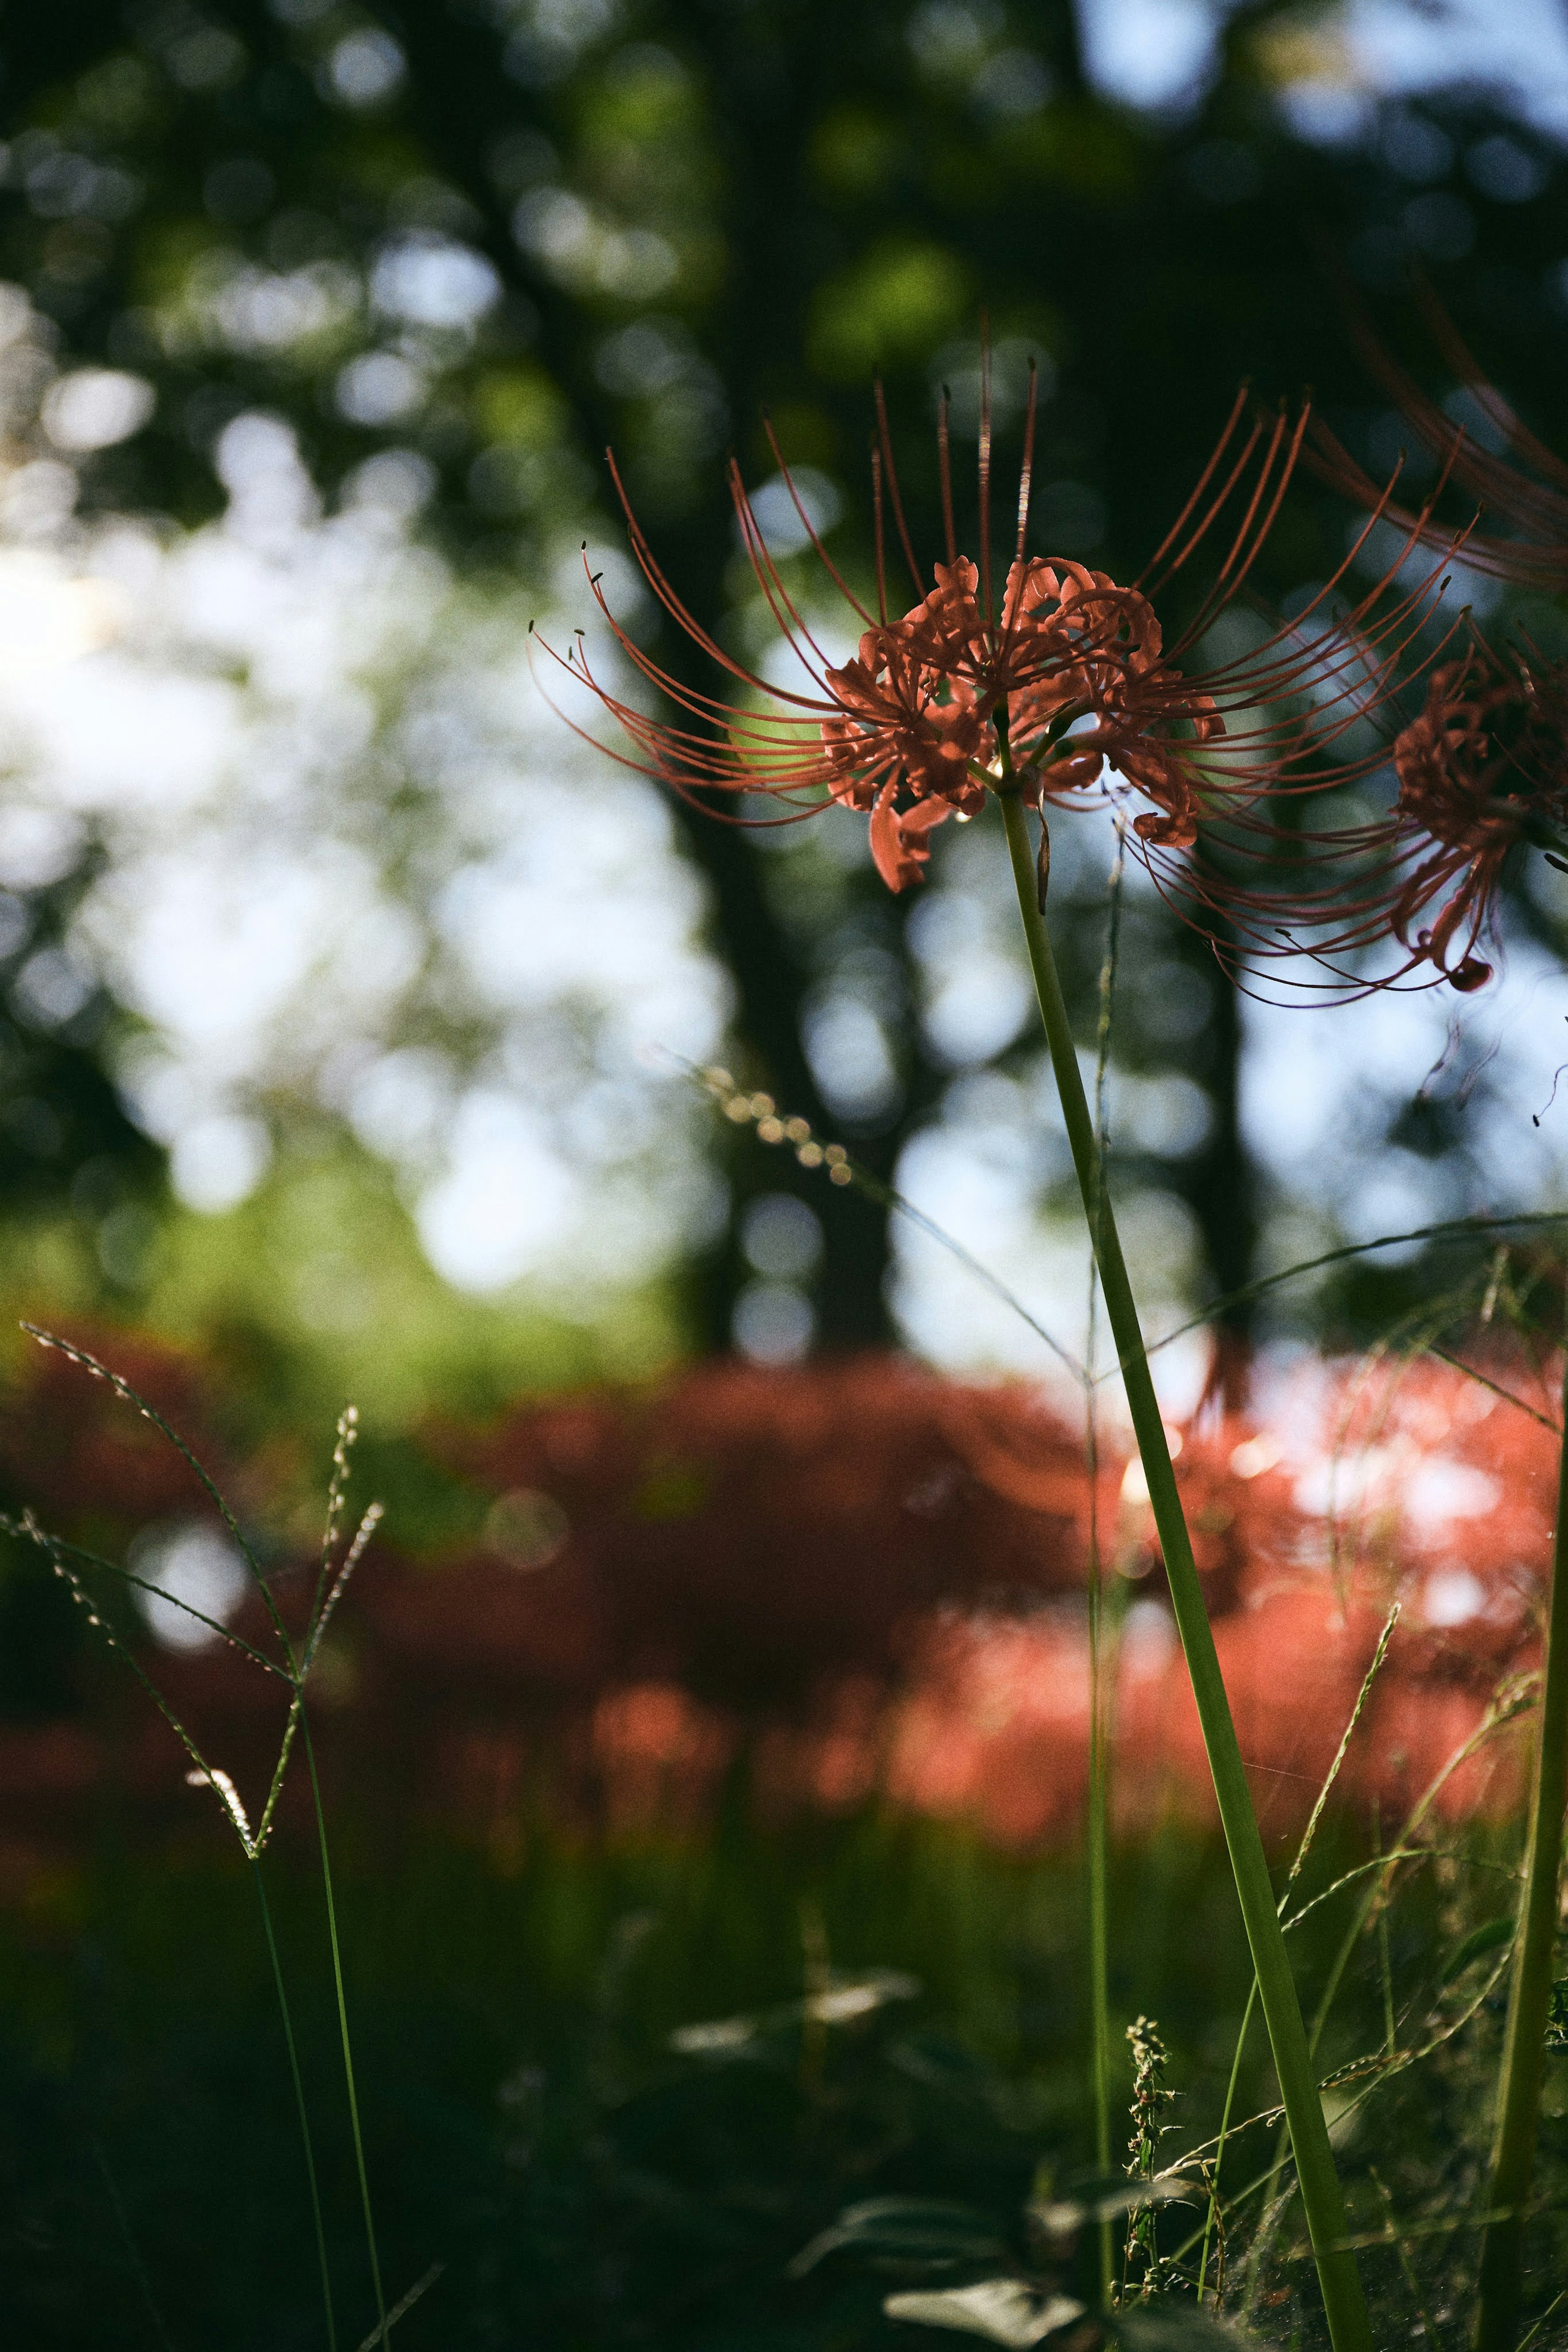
[1373,1804,1396,2060]
[1474,1348,1568,2352]
[301,1714,388,2348]
[1372,2165,1442,2348]
[1206,1601,1398,2308]
[252,1855,339,2352]
[91,2134,175,2352]
[995,776,1371,2352]
[1245,1671,1538,2321]
[1200,1980,1259,2306]
[1518,2285,1568,2352]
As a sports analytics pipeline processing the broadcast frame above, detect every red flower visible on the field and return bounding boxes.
[1286,287,1568,991]
[541,357,1445,899]
[1179,624,1568,999]
[1387,647,1568,988]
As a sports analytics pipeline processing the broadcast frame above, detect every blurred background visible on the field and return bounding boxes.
[6,4,1568,2342]
[0,0,1564,1425]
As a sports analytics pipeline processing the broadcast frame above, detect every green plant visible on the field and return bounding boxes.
[1475,1344,1568,2352]
[0,1331,397,2351]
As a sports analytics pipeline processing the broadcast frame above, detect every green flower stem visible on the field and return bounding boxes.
[1087,1558,1116,2303]
[996,783,1371,2352]
[1086,837,1125,2309]
[1474,1350,1568,2352]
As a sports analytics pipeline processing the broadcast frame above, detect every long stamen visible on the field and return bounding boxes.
[1158,419,1267,589]
[938,386,958,568]
[871,444,888,624]
[1167,409,1298,651]
[875,378,924,595]
[1413,275,1568,495]
[978,326,993,624]
[760,418,877,627]
[1137,385,1251,585]
[1016,359,1039,560]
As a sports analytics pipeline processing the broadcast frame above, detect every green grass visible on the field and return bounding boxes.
[3,1792,1553,2350]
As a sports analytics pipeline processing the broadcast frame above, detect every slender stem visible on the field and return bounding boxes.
[997,785,1371,2352]
[1238,1600,1401,2317]
[1087,1565,1114,2298]
[90,2134,176,2352]
[1085,822,1125,2308]
[1373,1804,1396,2060]
[301,1715,388,2348]
[1199,1979,1257,2306]
[1474,1349,1568,2352]
[252,1855,339,2352]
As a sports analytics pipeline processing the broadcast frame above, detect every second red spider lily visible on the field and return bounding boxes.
[541,364,1453,907]
[1379,638,1568,992]
[1127,626,1568,999]
[1196,288,1568,999]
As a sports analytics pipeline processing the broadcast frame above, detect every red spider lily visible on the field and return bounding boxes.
[1243,285,1568,994]
[1149,631,1568,998]
[538,352,1454,901]
[1385,644,1568,988]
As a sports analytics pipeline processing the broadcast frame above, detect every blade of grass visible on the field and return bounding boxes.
[1372,1804,1396,2061]
[7,1517,340,2347]
[252,1857,340,2352]
[13,1351,378,2348]
[1127,1211,1568,1378]
[1197,1601,1399,2307]
[90,2133,176,2352]
[352,2264,444,2352]
[1474,1347,1568,2352]
[301,1712,388,2348]
[1241,1670,1538,2319]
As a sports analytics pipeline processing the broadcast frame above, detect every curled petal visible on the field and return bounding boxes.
[869,793,956,891]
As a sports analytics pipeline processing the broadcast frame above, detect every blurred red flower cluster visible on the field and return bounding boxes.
[0,1339,1553,1862]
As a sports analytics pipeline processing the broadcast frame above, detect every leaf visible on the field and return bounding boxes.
[806,1968,919,2024]
[671,1968,919,2056]
[1109,2303,1257,2350]
[884,2281,1086,2348]
[1030,2169,1204,2241]
[789,2197,1007,2278]
[669,2015,759,2057]
[352,2261,444,2352]
[1439,1916,1515,1985]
